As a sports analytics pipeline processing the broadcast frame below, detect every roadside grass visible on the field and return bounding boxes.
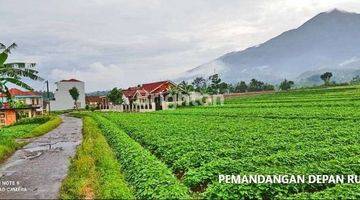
[26,115,62,138]
[60,116,134,200]
[0,115,62,162]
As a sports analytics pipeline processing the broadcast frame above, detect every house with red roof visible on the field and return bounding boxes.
[0,88,43,126]
[122,80,177,110]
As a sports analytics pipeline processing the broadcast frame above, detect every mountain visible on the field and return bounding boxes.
[86,90,109,97]
[178,9,360,85]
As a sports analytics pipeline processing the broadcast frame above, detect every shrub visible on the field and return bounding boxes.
[168,102,176,109]
[27,116,62,138]
[14,116,52,125]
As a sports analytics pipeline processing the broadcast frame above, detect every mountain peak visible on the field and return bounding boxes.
[179,9,360,85]
[320,8,358,18]
[326,8,349,14]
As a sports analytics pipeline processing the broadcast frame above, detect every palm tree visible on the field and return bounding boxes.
[0,43,43,99]
[168,86,180,102]
[178,81,194,95]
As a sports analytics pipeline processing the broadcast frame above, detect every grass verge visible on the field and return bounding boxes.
[60,116,134,199]
[24,115,62,138]
[0,115,62,162]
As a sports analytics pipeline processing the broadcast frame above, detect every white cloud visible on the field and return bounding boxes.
[50,62,127,90]
[340,57,360,66]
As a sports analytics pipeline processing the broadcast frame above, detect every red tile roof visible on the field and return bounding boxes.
[0,88,40,97]
[141,81,168,93]
[122,87,138,99]
[136,89,148,96]
[122,80,173,99]
[60,79,82,82]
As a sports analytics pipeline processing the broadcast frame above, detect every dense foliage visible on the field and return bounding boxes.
[279,79,295,91]
[183,74,275,95]
[107,87,123,105]
[320,72,333,85]
[69,87,80,109]
[90,85,360,199]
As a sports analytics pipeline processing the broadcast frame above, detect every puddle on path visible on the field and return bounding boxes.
[0,115,83,199]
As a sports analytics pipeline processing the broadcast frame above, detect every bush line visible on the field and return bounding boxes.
[24,115,63,138]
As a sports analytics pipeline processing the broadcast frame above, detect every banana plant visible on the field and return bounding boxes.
[0,43,43,100]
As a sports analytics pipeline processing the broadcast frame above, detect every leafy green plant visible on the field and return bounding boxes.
[9,100,27,109]
[0,43,43,99]
[90,113,190,199]
[91,85,360,198]
[107,87,123,105]
[60,117,134,199]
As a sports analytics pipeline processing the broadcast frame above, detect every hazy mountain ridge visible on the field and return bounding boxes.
[178,9,360,85]
[86,91,109,96]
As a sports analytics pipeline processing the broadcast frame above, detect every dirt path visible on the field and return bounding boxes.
[0,115,82,199]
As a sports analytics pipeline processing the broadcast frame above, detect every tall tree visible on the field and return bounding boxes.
[235,81,247,93]
[178,81,194,94]
[208,74,222,94]
[248,79,264,92]
[351,75,360,84]
[218,82,229,94]
[69,87,80,109]
[168,86,181,102]
[0,43,43,99]
[320,72,333,85]
[107,87,123,105]
[248,79,274,92]
[192,77,207,93]
[279,79,294,91]
[227,83,235,93]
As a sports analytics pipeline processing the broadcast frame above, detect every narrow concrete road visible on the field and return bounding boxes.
[0,115,82,199]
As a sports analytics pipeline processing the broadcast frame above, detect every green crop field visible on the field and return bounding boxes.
[87,85,360,199]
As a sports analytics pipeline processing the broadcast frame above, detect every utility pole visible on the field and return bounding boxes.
[45,80,51,114]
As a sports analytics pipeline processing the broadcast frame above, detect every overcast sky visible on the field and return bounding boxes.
[1,0,360,92]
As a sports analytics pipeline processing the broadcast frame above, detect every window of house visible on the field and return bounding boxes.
[0,112,6,126]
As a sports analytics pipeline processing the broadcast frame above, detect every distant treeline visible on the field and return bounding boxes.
[178,74,281,95]
[179,72,360,95]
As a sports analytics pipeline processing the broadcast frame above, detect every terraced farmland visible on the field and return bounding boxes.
[89,85,360,199]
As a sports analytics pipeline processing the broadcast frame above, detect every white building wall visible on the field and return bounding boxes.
[50,81,86,111]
